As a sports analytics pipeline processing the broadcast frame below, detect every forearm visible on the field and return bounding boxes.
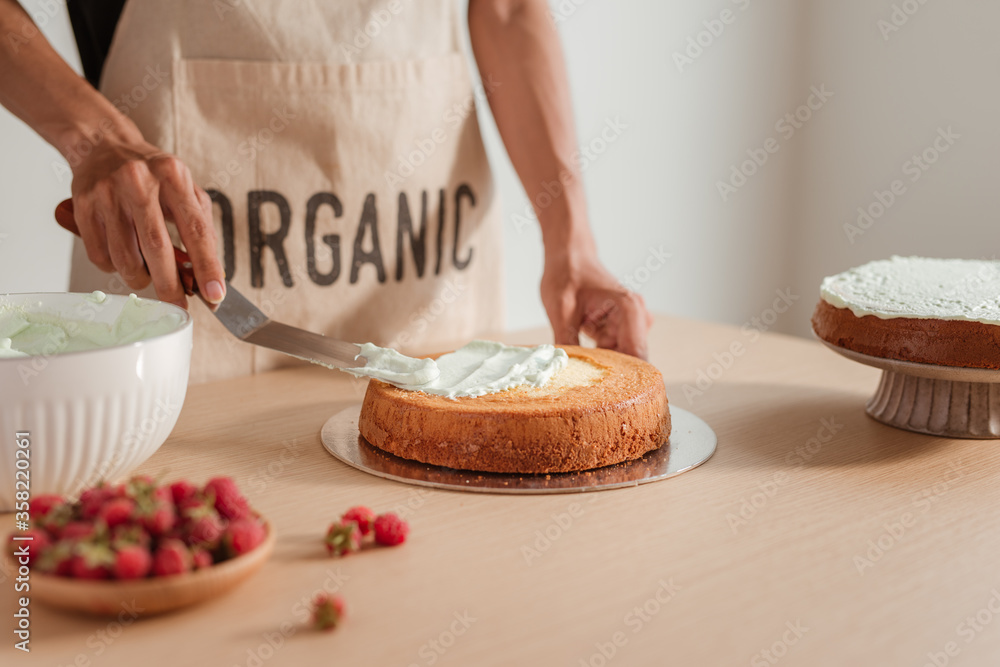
[468,0,595,256]
[0,0,141,162]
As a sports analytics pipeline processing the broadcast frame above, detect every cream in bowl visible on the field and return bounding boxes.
[0,292,192,511]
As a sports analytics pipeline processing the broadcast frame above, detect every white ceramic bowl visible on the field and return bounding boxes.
[0,293,192,511]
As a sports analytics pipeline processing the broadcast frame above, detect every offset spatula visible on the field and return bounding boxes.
[55,200,364,370]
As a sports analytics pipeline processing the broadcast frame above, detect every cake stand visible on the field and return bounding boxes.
[821,341,1000,438]
[320,403,716,494]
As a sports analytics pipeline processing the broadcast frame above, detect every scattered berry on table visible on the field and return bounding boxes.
[341,506,376,536]
[373,513,409,547]
[311,593,346,631]
[325,520,363,557]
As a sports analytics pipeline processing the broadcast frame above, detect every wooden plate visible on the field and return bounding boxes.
[22,522,275,616]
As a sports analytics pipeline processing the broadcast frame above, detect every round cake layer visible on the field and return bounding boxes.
[820,256,1000,324]
[812,299,1000,369]
[358,345,670,474]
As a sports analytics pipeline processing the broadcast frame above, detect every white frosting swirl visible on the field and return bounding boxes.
[821,256,1000,324]
[345,340,569,399]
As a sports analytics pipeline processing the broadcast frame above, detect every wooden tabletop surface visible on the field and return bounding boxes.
[5,314,1000,667]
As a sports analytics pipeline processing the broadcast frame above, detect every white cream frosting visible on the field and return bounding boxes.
[821,256,1000,324]
[0,292,184,358]
[345,340,569,399]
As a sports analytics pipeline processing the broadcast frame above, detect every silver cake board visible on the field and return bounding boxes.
[320,404,716,495]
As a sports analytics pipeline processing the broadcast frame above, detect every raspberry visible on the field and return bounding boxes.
[97,497,136,528]
[204,477,250,521]
[8,528,50,565]
[191,548,214,570]
[152,539,193,577]
[223,519,266,557]
[169,480,199,506]
[28,494,64,520]
[325,520,362,557]
[373,513,409,547]
[341,506,376,536]
[113,545,152,580]
[311,593,345,631]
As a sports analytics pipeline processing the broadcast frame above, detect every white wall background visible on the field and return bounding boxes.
[2,1,998,338]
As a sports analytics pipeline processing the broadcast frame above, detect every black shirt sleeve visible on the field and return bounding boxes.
[66,0,128,88]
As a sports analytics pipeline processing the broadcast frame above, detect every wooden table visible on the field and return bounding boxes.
[5,314,1000,666]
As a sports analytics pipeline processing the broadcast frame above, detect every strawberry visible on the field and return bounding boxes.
[70,541,114,580]
[79,484,115,520]
[204,477,250,521]
[373,513,409,547]
[341,506,376,536]
[223,519,266,557]
[325,520,362,557]
[186,513,226,549]
[139,501,176,536]
[152,539,192,577]
[191,548,214,570]
[60,521,97,541]
[110,524,152,550]
[311,593,345,631]
[169,480,199,506]
[113,544,152,580]
[97,497,135,528]
[29,494,64,520]
[35,540,74,576]
[8,528,50,565]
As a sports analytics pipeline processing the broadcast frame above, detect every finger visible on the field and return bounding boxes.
[613,292,651,360]
[127,189,187,308]
[157,159,225,304]
[105,190,153,291]
[551,292,581,346]
[72,193,115,273]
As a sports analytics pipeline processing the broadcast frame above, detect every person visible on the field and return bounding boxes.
[0,0,652,383]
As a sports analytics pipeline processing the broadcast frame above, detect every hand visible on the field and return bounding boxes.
[66,133,225,308]
[541,248,653,360]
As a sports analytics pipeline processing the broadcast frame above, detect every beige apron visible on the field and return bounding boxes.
[69,0,505,384]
